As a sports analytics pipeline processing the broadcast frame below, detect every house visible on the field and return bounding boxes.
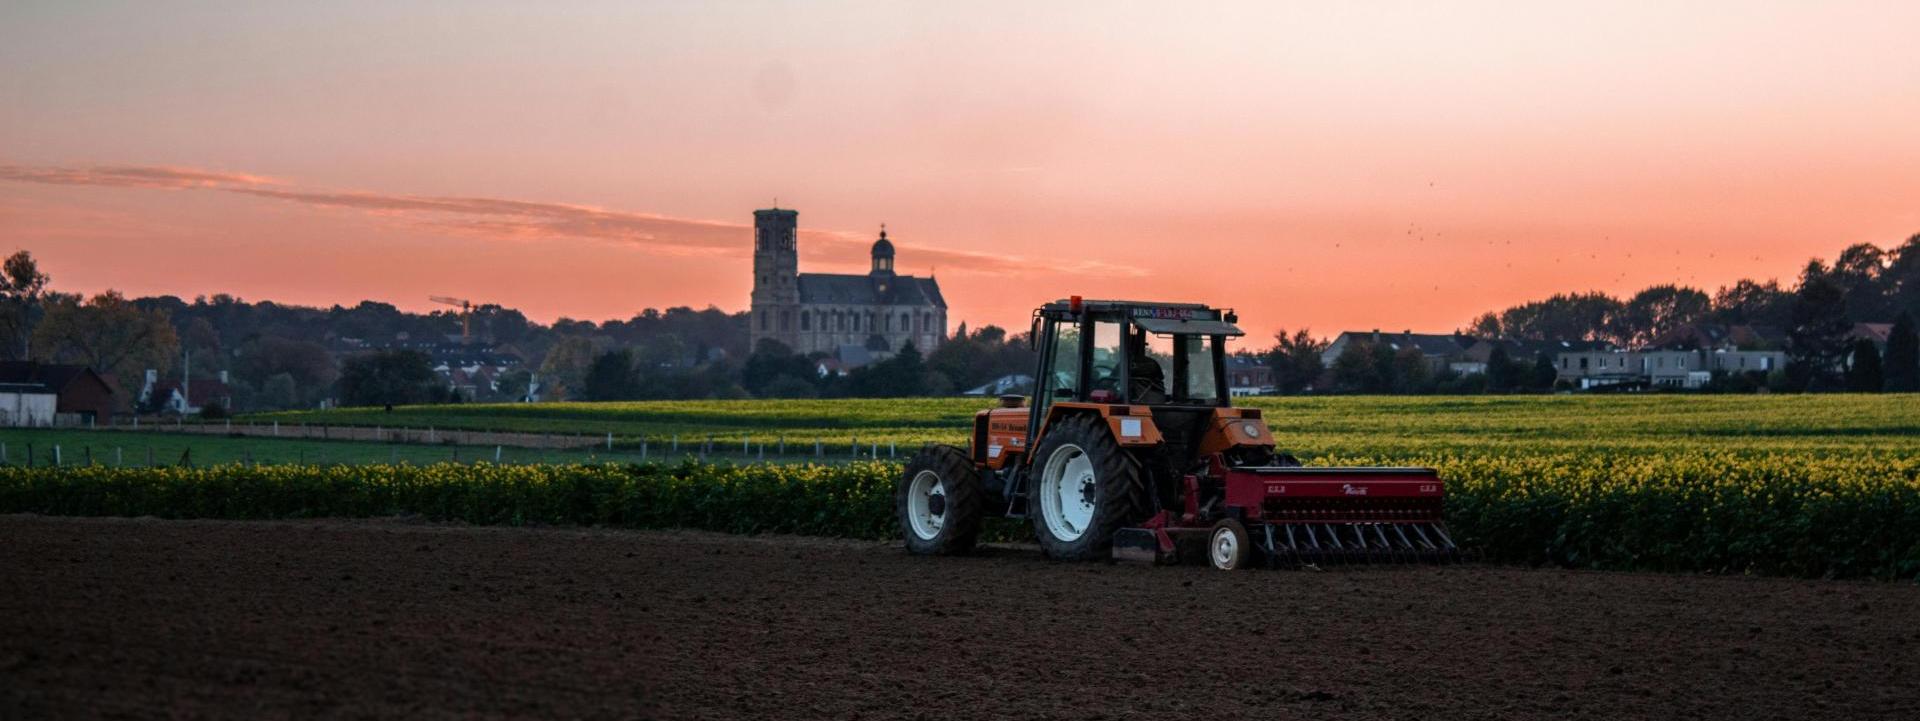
[0,362,116,425]
[1556,324,1787,390]
[0,383,57,426]
[1322,330,1477,373]
[1555,350,1645,389]
[139,369,233,415]
[1461,338,1613,376]
[1224,355,1274,396]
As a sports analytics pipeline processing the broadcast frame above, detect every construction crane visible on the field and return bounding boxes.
[428,296,475,344]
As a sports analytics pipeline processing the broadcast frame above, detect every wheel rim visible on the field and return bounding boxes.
[1211,527,1239,569]
[1039,443,1096,542]
[906,470,946,540]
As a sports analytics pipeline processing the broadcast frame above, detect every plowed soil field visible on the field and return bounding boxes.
[3,515,1916,720]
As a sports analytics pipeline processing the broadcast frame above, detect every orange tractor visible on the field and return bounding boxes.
[897,298,1458,569]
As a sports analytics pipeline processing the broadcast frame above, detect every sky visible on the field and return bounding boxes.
[3,1,1918,342]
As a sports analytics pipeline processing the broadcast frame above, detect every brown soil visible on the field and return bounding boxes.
[2,515,1916,721]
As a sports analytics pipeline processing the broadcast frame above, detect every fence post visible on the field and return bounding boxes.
[778,436,785,456]
[495,445,503,462]
[133,416,139,430]
[54,445,61,466]
[890,441,896,458]
[758,442,764,461]
[116,447,123,467]
[742,436,750,455]
[273,421,279,437]
[871,441,878,459]
[390,447,398,464]
[815,438,822,457]
[226,418,231,433]
[85,446,92,465]
[640,439,648,462]
[672,434,679,454]
[851,437,858,458]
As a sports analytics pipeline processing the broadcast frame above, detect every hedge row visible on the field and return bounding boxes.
[1,455,1916,579]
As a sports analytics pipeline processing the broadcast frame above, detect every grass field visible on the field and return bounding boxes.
[249,394,1920,461]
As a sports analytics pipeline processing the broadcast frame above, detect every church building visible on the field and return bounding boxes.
[749,207,947,358]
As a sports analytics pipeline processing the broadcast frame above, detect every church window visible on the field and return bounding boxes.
[759,312,768,331]
[780,311,792,331]
[801,313,811,331]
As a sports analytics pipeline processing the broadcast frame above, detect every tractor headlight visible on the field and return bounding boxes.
[1242,422,1262,438]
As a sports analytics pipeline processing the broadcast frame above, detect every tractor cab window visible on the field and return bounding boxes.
[1044,321,1083,399]
[1138,329,1223,404]
[1088,319,1126,396]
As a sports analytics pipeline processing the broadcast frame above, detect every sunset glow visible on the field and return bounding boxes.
[4,1,1917,340]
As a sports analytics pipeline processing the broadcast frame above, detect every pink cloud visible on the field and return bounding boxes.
[2,162,1144,277]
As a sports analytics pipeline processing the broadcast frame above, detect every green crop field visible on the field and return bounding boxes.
[7,394,1918,578]
[249,394,1920,461]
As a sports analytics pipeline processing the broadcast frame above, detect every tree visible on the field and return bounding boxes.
[1829,243,1891,322]
[260,372,300,410]
[1390,347,1431,394]
[1485,344,1516,393]
[741,339,815,397]
[337,350,438,407]
[1787,262,1851,391]
[1887,234,1920,321]
[1882,312,1918,392]
[32,291,180,406]
[1845,339,1883,392]
[0,251,52,360]
[582,350,638,401]
[538,336,597,400]
[1611,285,1710,348]
[1330,340,1382,393]
[1530,353,1559,390]
[1711,279,1794,330]
[1490,292,1623,344]
[1268,328,1329,394]
[495,369,533,401]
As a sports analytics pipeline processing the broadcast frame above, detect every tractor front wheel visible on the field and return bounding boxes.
[897,444,984,555]
[1030,414,1147,561]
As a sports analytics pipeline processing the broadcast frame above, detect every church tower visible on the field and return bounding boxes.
[750,207,799,350]
[868,225,896,299]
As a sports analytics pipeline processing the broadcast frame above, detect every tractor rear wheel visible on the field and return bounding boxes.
[1029,414,1148,561]
[896,444,984,555]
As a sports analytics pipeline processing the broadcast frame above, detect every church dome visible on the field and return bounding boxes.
[871,228,895,259]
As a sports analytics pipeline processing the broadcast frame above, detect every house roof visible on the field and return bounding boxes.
[1335,331,1476,358]
[150,379,231,407]
[796,273,945,308]
[1849,323,1894,344]
[0,362,111,395]
[1472,338,1614,362]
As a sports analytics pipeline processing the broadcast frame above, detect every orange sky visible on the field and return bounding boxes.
[3,2,1917,345]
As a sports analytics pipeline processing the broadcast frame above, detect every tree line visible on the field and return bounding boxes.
[4,233,1915,412]
[1265,234,1920,394]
